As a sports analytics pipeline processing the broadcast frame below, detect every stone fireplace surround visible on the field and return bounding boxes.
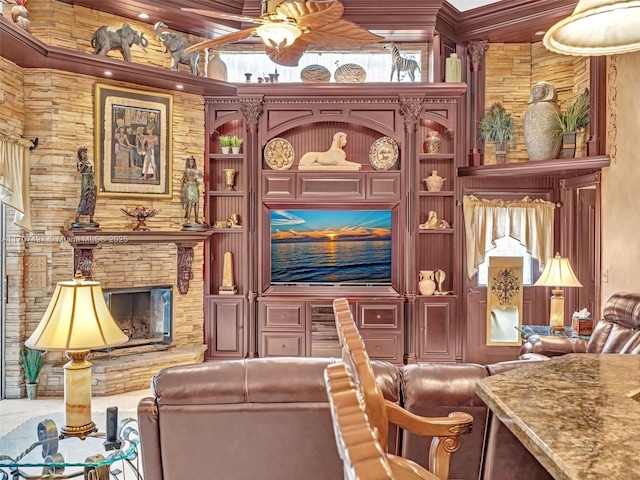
[28,231,212,398]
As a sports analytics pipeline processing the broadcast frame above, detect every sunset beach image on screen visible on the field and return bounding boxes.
[270,209,392,285]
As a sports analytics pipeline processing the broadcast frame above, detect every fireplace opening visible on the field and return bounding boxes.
[103,286,172,348]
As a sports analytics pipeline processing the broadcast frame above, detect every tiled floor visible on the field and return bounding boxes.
[0,389,151,435]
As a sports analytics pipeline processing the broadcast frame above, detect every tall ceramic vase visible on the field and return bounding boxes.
[418,270,436,296]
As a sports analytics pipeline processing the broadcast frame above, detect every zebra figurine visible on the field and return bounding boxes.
[383,43,421,82]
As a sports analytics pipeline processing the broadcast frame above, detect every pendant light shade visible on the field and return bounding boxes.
[543,0,640,56]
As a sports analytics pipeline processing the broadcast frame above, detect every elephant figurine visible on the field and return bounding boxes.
[154,21,200,76]
[91,23,149,62]
[90,23,149,62]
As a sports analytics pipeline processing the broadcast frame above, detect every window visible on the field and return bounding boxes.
[219,50,422,83]
[477,236,533,286]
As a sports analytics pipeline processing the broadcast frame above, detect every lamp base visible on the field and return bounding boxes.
[60,421,97,439]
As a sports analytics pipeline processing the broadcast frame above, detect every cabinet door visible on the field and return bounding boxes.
[417,298,456,362]
[205,296,245,359]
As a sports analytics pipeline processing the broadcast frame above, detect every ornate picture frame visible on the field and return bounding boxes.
[486,256,523,346]
[95,84,173,198]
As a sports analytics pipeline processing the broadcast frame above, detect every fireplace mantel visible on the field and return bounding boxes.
[60,229,214,294]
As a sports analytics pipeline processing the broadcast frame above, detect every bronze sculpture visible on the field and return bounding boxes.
[121,205,161,231]
[73,146,99,231]
[180,156,206,230]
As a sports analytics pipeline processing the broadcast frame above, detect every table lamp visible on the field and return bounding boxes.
[25,272,128,438]
[534,253,583,333]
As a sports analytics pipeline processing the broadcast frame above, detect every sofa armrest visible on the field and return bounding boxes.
[137,397,163,480]
[520,334,587,357]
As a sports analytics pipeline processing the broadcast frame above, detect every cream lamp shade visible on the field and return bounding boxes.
[534,253,583,330]
[256,17,302,48]
[25,272,127,438]
[26,274,128,350]
[543,0,640,56]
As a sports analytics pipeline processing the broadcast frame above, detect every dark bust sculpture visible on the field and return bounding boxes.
[72,146,99,231]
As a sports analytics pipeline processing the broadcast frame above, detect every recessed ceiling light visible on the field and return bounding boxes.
[176,84,184,89]
[535,31,545,36]
[104,71,113,76]
[138,13,149,19]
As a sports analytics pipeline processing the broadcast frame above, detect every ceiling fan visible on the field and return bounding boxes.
[183,0,384,67]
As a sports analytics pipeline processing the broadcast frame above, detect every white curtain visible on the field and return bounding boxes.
[0,135,33,232]
[463,195,554,279]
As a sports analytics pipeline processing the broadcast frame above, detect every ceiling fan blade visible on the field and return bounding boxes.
[181,7,258,24]
[184,28,257,53]
[265,40,309,67]
[303,19,384,47]
[277,1,344,29]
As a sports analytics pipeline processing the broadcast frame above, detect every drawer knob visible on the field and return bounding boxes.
[376,345,381,350]
[376,314,381,319]
[281,344,286,349]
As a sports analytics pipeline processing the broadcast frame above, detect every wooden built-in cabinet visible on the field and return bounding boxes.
[204,84,467,364]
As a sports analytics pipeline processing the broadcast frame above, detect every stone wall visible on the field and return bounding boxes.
[484,42,587,163]
[0,0,207,397]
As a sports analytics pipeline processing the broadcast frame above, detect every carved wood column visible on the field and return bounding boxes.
[399,98,422,364]
[466,40,489,166]
[240,96,263,358]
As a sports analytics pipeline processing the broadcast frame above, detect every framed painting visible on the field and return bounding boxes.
[95,84,173,198]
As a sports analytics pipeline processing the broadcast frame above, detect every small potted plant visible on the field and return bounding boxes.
[219,135,232,154]
[479,102,517,164]
[230,136,243,154]
[20,347,45,400]
[554,89,590,158]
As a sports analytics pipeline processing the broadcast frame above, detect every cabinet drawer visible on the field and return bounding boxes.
[357,303,401,329]
[260,303,305,330]
[261,332,306,357]
[362,335,402,362]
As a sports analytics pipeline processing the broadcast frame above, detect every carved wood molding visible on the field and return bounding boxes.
[60,229,213,293]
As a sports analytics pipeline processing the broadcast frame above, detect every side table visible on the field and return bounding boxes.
[516,325,591,342]
[0,415,141,479]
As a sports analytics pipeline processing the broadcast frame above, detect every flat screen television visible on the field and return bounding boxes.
[269,208,393,286]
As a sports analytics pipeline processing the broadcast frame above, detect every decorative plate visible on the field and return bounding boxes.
[369,136,399,171]
[264,137,295,170]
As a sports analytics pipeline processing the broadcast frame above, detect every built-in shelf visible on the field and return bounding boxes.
[457,156,611,177]
[209,191,244,197]
[419,191,454,197]
[418,229,454,234]
[0,16,234,97]
[419,153,455,160]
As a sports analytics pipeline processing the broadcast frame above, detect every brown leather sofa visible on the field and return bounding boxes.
[138,356,549,480]
[521,292,640,357]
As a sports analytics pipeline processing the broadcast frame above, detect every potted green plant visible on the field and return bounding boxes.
[219,135,232,154]
[230,135,243,154]
[554,89,590,158]
[479,102,517,164]
[20,347,45,400]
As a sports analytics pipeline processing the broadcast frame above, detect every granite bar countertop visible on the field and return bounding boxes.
[477,354,640,480]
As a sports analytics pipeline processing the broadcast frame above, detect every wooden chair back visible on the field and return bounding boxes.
[325,361,440,480]
[332,298,474,480]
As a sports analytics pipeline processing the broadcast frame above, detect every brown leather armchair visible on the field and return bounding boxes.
[521,292,640,357]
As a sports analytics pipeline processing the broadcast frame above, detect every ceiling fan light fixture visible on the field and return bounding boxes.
[543,0,640,56]
[256,20,302,49]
